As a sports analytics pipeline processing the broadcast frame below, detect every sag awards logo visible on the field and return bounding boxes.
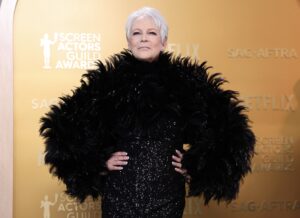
[40,193,100,218]
[227,48,298,59]
[41,194,59,218]
[253,136,295,172]
[231,200,300,212]
[40,32,101,70]
[32,98,58,110]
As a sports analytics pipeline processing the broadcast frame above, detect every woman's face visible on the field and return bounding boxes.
[127,16,167,62]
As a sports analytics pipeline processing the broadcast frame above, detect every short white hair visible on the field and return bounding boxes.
[125,7,168,42]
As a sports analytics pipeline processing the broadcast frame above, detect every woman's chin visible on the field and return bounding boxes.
[134,53,159,62]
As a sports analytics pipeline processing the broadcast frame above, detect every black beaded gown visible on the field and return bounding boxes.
[102,117,186,217]
[101,58,187,217]
[40,50,255,218]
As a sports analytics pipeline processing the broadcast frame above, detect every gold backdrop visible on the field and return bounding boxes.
[14,0,300,217]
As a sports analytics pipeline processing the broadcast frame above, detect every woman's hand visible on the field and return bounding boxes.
[106,151,129,171]
[172,149,191,183]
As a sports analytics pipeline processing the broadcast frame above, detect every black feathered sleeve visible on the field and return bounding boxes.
[181,61,255,204]
[40,62,115,202]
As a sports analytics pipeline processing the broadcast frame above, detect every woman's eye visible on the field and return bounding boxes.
[132,32,140,35]
[149,31,157,35]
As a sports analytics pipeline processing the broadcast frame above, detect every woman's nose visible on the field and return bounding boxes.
[141,33,148,42]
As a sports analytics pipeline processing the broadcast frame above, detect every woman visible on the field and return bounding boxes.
[40,7,255,218]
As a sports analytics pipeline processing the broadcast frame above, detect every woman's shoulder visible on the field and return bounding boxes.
[164,52,211,84]
[79,50,133,85]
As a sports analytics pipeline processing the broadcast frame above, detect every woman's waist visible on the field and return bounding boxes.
[115,136,182,151]
[107,161,184,186]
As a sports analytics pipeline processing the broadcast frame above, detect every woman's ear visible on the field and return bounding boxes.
[161,38,168,51]
[127,36,132,50]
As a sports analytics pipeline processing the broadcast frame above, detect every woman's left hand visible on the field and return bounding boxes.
[172,150,190,182]
[172,150,187,175]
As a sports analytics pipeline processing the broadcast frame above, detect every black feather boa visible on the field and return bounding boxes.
[40,49,255,203]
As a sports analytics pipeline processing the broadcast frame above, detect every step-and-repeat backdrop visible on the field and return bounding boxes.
[13,0,300,217]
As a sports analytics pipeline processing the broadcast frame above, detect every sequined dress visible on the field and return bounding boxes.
[101,117,186,218]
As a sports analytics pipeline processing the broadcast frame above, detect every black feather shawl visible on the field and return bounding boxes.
[40,50,255,203]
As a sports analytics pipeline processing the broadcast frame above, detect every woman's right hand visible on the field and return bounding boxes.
[106,151,129,171]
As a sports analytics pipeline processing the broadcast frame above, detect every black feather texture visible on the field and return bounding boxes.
[180,60,255,204]
[40,49,255,203]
